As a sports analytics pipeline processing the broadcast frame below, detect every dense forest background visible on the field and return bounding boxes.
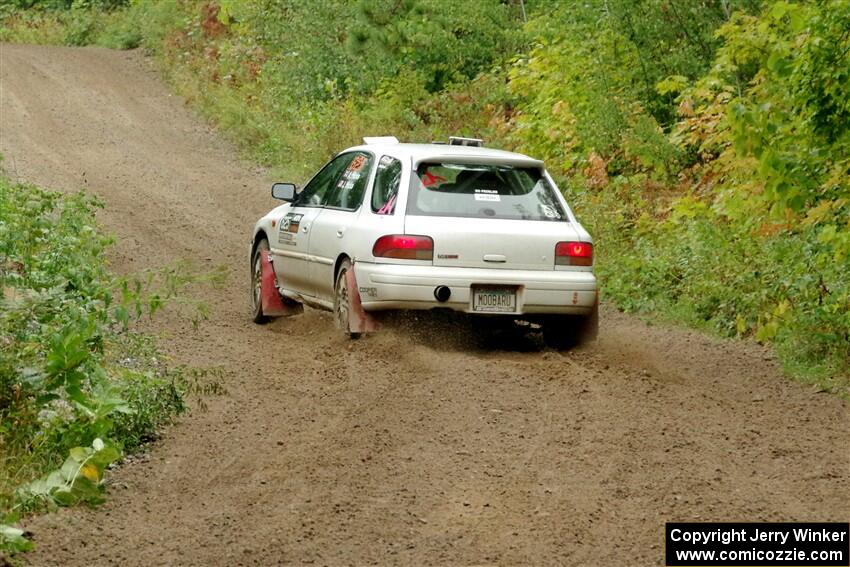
[2,0,848,385]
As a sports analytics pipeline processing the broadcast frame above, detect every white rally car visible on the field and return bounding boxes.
[250,136,598,347]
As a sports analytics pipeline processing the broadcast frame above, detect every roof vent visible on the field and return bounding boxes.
[448,136,483,147]
[363,136,399,145]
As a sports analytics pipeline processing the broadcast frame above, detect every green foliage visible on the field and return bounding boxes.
[0,522,31,554]
[718,1,850,214]
[507,0,764,175]
[1,438,120,556]
[109,368,184,451]
[589,0,850,387]
[597,193,849,384]
[0,183,114,449]
[0,174,226,557]
[20,438,120,508]
[349,0,524,93]
[6,0,128,8]
[0,0,154,48]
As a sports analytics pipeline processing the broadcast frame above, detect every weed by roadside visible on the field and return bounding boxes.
[0,171,225,558]
[0,1,141,49]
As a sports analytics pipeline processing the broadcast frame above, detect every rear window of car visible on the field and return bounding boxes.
[408,162,567,221]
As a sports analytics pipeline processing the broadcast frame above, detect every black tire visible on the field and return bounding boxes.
[543,303,599,350]
[250,238,271,324]
[334,259,361,339]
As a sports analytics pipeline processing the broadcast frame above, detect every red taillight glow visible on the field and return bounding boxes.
[555,241,593,266]
[372,234,434,260]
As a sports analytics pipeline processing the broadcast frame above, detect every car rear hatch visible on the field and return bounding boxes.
[404,160,587,270]
[404,215,582,270]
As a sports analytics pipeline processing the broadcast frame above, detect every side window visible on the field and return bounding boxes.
[323,152,373,210]
[371,155,403,215]
[295,154,353,207]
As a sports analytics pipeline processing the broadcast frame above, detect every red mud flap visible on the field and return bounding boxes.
[345,264,380,334]
[261,251,303,317]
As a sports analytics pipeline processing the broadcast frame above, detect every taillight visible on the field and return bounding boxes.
[555,241,593,266]
[372,234,434,260]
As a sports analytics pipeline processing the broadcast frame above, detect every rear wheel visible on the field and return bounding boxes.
[543,303,599,350]
[250,238,271,324]
[334,259,361,339]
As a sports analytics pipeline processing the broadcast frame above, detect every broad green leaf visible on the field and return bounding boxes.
[51,489,78,507]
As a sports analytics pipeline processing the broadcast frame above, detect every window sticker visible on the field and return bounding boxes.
[540,204,559,219]
[337,168,362,191]
[377,194,396,215]
[349,155,367,171]
[278,212,303,245]
[474,189,501,202]
[281,213,302,233]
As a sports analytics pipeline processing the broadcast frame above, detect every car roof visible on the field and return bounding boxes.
[342,142,544,167]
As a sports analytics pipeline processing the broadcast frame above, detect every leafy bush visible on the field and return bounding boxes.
[581,1,850,387]
[0,173,223,555]
[507,0,765,175]
[7,0,128,8]
[0,0,147,48]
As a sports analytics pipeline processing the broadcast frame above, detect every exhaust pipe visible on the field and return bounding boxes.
[434,285,451,303]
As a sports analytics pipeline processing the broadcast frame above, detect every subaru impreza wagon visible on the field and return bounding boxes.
[250,136,598,347]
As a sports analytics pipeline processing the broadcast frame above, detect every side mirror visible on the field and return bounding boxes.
[271,182,297,201]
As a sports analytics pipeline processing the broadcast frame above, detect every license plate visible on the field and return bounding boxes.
[472,287,517,313]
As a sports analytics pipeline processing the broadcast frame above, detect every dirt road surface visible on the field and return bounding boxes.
[1,44,848,566]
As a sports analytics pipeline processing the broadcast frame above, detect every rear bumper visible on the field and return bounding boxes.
[354,262,597,315]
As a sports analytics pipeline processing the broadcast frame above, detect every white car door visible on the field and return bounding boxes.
[272,153,353,298]
[308,151,374,301]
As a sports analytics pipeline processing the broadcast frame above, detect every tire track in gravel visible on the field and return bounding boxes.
[1,43,847,566]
